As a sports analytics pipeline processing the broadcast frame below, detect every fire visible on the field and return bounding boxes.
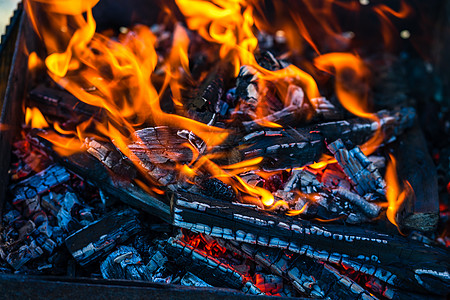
[385,154,410,231]
[25,107,49,129]
[175,0,258,76]
[23,0,415,218]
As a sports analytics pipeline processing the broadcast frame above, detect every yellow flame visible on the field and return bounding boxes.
[385,153,409,231]
[25,107,49,129]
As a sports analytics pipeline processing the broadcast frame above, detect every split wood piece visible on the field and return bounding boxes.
[27,85,103,122]
[221,240,377,300]
[170,190,450,295]
[239,107,415,171]
[328,139,386,196]
[163,237,263,295]
[393,122,439,232]
[28,131,172,223]
[9,164,71,202]
[85,138,137,179]
[127,126,192,186]
[65,209,141,266]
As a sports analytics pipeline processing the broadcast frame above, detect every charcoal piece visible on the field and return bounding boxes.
[5,240,43,270]
[85,138,137,179]
[238,108,415,171]
[171,190,450,295]
[65,209,141,266]
[393,122,439,232]
[332,188,381,219]
[283,169,322,193]
[10,164,71,202]
[147,250,168,273]
[200,177,236,202]
[180,272,213,287]
[100,246,153,281]
[57,192,82,232]
[163,237,263,294]
[328,139,385,196]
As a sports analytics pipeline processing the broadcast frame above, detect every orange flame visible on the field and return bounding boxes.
[385,154,410,232]
[25,107,49,129]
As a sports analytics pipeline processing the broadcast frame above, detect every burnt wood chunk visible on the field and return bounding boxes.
[240,108,415,171]
[328,139,385,195]
[10,164,71,202]
[170,190,450,295]
[65,209,141,266]
[394,122,439,232]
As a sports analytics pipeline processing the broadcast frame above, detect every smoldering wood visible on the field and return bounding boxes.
[328,139,386,196]
[237,107,415,171]
[28,131,172,223]
[65,209,141,266]
[9,164,71,202]
[163,237,263,295]
[170,190,450,295]
[221,239,377,300]
[393,122,439,232]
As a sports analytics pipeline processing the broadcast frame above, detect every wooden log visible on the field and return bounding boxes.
[237,107,415,171]
[393,122,439,232]
[170,190,450,295]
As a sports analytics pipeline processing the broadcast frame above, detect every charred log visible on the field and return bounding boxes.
[237,107,415,171]
[65,209,141,266]
[170,190,450,295]
[393,122,439,232]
